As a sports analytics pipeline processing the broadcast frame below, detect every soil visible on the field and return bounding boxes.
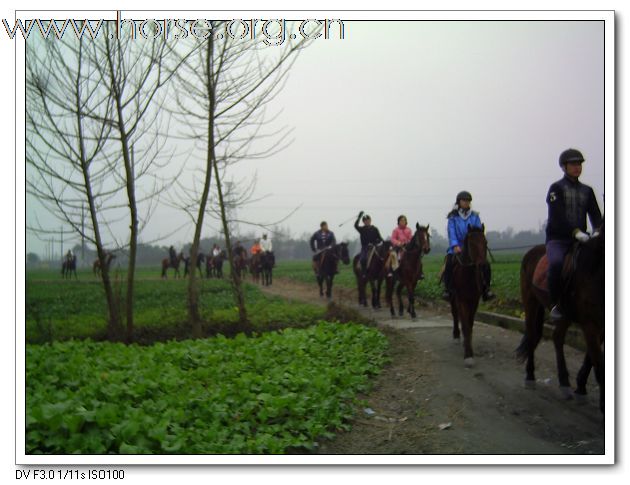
[261,277,605,455]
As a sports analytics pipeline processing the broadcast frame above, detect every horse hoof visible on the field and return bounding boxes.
[559,386,574,400]
[574,391,588,404]
[453,337,461,344]
[464,357,474,368]
[524,379,536,390]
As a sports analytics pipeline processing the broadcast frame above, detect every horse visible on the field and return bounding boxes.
[385,224,431,319]
[313,242,350,299]
[183,252,205,278]
[61,255,77,279]
[93,253,116,277]
[260,251,275,286]
[206,251,226,278]
[232,248,249,279]
[516,222,605,413]
[161,252,184,279]
[447,225,488,367]
[353,241,392,309]
[249,252,262,283]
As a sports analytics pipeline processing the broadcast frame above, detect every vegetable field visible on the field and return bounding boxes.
[26,322,387,454]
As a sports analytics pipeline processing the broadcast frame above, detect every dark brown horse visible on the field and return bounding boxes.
[516,223,604,413]
[61,255,77,279]
[232,248,249,279]
[354,241,392,309]
[183,252,205,278]
[249,252,262,283]
[260,251,275,286]
[161,252,184,279]
[206,251,226,278]
[385,224,431,319]
[313,242,350,298]
[93,253,116,277]
[448,225,488,367]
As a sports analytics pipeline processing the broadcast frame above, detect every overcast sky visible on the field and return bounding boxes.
[26,20,606,256]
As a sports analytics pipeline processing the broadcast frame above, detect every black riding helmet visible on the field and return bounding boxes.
[456,191,472,204]
[559,148,585,166]
[362,214,371,222]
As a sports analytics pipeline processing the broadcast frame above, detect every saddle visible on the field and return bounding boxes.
[533,246,578,292]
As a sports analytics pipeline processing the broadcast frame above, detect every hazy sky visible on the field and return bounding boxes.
[26,20,606,256]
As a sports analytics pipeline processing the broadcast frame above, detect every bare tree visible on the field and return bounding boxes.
[26,35,124,340]
[27,23,179,342]
[169,21,316,333]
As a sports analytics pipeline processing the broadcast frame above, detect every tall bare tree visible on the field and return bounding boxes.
[170,20,317,333]
[27,23,179,342]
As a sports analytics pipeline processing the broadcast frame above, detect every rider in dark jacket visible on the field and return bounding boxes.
[546,148,602,321]
[310,221,336,260]
[354,211,383,276]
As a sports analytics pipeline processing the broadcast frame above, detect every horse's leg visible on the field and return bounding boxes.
[451,297,460,341]
[552,319,573,398]
[524,302,545,388]
[407,284,416,318]
[575,353,593,401]
[386,277,395,317]
[581,324,604,414]
[317,275,324,297]
[370,279,378,309]
[458,299,474,366]
[375,278,383,309]
[397,282,404,317]
[326,275,333,299]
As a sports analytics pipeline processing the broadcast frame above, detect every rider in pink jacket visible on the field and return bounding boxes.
[391,215,412,246]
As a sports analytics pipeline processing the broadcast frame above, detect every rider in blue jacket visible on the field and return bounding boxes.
[442,191,495,302]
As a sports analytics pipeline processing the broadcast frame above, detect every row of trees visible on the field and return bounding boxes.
[26,20,318,342]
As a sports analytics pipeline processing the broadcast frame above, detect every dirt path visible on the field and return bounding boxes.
[261,278,605,455]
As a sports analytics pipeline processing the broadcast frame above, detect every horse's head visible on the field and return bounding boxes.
[337,242,350,265]
[414,223,431,255]
[464,224,488,265]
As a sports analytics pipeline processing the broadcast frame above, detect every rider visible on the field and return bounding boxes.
[251,240,263,255]
[388,215,412,275]
[259,233,275,267]
[212,244,221,257]
[233,240,246,258]
[354,211,383,277]
[310,221,337,270]
[546,148,602,321]
[441,191,495,302]
[65,249,74,263]
[168,245,177,265]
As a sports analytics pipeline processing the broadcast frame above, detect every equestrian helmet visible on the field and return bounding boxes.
[559,148,585,166]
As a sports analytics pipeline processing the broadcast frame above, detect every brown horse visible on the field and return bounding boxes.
[260,251,275,286]
[249,252,262,283]
[516,223,604,413]
[161,252,184,279]
[232,248,249,278]
[448,225,488,367]
[206,251,226,278]
[385,224,431,319]
[93,253,116,277]
[61,255,77,279]
[313,242,350,298]
[354,241,392,309]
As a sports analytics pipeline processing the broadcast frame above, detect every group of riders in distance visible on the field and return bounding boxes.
[59,148,605,413]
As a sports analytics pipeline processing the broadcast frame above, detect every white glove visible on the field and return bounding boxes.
[592,230,601,238]
[574,230,590,243]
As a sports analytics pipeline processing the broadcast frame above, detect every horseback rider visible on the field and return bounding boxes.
[212,244,221,257]
[233,240,246,259]
[169,245,177,266]
[65,249,74,263]
[546,148,602,321]
[441,191,495,302]
[387,215,412,275]
[354,211,383,277]
[310,221,337,271]
[259,233,275,267]
[251,240,263,255]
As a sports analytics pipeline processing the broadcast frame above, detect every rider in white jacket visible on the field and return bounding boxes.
[259,234,273,252]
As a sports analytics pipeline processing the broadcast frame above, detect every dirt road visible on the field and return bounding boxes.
[262,278,605,455]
